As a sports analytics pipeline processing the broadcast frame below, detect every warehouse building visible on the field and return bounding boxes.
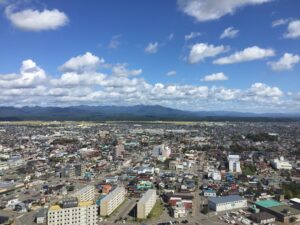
[208,195,247,212]
[100,186,126,216]
[137,189,157,219]
[71,185,95,202]
[47,197,98,225]
[255,199,300,223]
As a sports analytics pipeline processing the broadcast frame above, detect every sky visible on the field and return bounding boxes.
[0,0,300,113]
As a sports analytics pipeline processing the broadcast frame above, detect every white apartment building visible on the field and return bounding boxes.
[71,185,95,202]
[137,189,157,219]
[228,155,242,173]
[47,198,98,225]
[208,195,247,212]
[100,186,125,216]
[271,157,293,170]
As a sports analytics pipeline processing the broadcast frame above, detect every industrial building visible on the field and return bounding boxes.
[100,186,126,216]
[208,195,247,212]
[255,199,300,223]
[71,185,95,202]
[137,189,157,219]
[47,198,98,225]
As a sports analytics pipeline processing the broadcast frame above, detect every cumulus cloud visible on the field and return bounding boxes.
[185,32,201,40]
[214,46,275,65]
[220,27,239,39]
[177,0,272,22]
[145,42,159,54]
[188,43,227,64]
[59,52,104,73]
[201,72,228,82]
[268,53,300,71]
[166,70,177,76]
[284,20,300,39]
[5,6,68,31]
[112,64,142,77]
[0,54,297,112]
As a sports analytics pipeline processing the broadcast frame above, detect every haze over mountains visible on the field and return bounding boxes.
[0,105,299,121]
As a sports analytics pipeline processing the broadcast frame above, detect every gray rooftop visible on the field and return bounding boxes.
[208,195,245,204]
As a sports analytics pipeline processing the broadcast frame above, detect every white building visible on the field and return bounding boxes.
[47,198,98,225]
[271,157,293,170]
[152,144,171,161]
[208,169,221,181]
[228,155,242,173]
[208,195,247,212]
[172,201,187,218]
[71,185,95,202]
[137,189,157,219]
[100,186,125,216]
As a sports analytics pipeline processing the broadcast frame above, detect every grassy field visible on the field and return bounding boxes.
[148,200,164,219]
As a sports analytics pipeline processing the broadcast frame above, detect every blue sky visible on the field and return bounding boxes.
[0,0,300,112]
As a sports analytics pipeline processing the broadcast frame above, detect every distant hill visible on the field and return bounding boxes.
[0,105,299,122]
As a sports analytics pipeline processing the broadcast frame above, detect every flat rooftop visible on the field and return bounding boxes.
[255,199,285,208]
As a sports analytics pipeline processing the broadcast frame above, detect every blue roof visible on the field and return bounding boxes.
[209,195,245,204]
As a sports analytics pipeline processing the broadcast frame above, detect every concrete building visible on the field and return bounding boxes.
[271,157,293,170]
[47,198,98,225]
[100,186,126,216]
[250,212,276,224]
[208,195,247,212]
[152,144,171,161]
[113,144,125,159]
[137,189,156,219]
[172,201,187,218]
[255,199,300,223]
[71,185,95,202]
[228,155,242,173]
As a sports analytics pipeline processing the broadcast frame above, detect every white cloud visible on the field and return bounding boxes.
[108,34,122,49]
[5,6,68,31]
[272,18,290,27]
[201,72,228,82]
[220,27,239,39]
[188,43,227,64]
[145,42,159,54]
[0,55,298,112]
[185,32,201,40]
[284,20,300,39]
[247,82,283,98]
[168,33,175,41]
[166,70,177,76]
[268,53,300,71]
[177,0,272,22]
[112,64,142,77]
[59,52,104,72]
[214,46,275,65]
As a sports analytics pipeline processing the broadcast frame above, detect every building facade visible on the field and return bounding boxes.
[208,195,247,212]
[71,185,95,202]
[47,198,98,225]
[100,186,125,216]
[228,155,242,173]
[137,189,156,219]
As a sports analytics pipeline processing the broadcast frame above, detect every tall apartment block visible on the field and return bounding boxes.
[47,197,98,225]
[100,186,125,216]
[71,185,95,202]
[137,189,157,219]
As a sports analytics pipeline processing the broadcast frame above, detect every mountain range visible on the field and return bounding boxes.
[0,105,299,122]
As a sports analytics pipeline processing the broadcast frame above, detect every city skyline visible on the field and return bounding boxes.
[0,0,300,112]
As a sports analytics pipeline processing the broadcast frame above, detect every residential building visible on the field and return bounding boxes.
[100,186,126,216]
[137,189,156,219]
[71,185,95,202]
[47,198,98,225]
[228,155,242,173]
